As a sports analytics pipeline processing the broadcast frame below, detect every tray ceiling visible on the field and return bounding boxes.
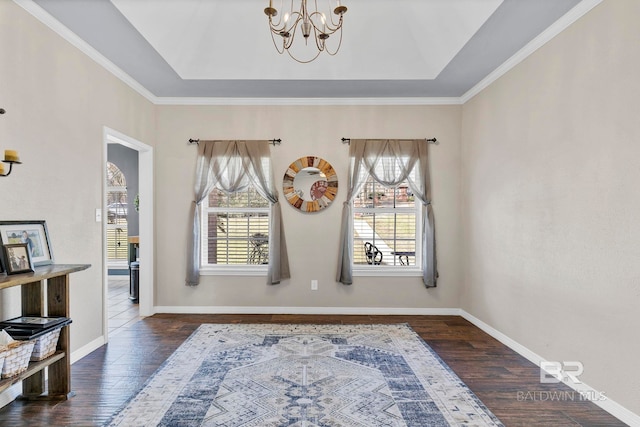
[28,0,586,100]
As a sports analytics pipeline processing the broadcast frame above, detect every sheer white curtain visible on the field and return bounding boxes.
[186,140,290,286]
[336,139,437,287]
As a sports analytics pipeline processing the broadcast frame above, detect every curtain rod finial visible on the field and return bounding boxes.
[188,138,200,145]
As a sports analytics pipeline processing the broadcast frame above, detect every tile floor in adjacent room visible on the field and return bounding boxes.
[107,276,143,336]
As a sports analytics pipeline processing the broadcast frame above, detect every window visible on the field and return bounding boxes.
[201,185,270,268]
[353,174,421,268]
[337,139,435,286]
[106,162,128,267]
[187,140,288,286]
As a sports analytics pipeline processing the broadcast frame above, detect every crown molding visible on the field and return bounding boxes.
[15,0,601,107]
[11,0,462,106]
[460,0,603,104]
[152,97,462,106]
[14,0,158,104]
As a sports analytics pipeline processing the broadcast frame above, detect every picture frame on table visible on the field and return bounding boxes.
[0,220,54,267]
[2,243,35,275]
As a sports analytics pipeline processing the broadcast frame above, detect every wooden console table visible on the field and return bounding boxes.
[0,264,90,400]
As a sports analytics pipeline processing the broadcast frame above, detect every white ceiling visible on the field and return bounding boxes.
[109,0,503,81]
[26,0,590,101]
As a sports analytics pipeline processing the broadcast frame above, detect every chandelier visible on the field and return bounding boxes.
[264,0,348,63]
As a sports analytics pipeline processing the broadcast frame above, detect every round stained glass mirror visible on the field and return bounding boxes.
[283,156,338,212]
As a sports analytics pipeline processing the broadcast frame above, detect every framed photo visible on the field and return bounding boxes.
[2,243,34,275]
[0,221,54,266]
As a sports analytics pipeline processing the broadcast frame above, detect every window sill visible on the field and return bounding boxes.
[200,265,268,277]
[353,266,423,277]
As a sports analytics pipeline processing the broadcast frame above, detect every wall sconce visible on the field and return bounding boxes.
[0,108,22,177]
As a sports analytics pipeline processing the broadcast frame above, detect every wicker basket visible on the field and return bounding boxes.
[0,340,35,378]
[30,327,62,361]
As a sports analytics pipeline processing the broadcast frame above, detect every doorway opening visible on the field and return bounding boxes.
[105,156,137,335]
[103,127,154,342]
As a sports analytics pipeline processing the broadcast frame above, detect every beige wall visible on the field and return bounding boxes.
[1,0,463,353]
[461,0,640,414]
[5,0,636,419]
[0,2,155,352]
[155,105,462,310]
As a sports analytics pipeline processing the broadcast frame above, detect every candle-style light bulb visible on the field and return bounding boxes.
[4,149,19,162]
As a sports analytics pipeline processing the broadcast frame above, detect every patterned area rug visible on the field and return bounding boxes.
[108,324,503,426]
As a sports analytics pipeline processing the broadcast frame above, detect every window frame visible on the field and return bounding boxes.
[199,190,270,276]
[352,180,423,277]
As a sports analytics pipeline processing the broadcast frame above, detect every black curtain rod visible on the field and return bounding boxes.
[341,137,438,145]
[188,139,282,146]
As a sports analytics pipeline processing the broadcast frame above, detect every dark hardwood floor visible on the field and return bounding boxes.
[0,314,627,426]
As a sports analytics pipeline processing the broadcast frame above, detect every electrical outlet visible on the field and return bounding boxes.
[311,280,318,290]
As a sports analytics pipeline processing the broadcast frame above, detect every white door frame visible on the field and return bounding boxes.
[103,127,154,341]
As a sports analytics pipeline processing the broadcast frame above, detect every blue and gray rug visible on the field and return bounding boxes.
[108,324,503,426]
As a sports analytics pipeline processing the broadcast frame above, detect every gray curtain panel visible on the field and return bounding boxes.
[186,140,290,286]
[336,139,437,287]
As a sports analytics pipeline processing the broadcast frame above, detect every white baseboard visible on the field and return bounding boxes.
[3,309,636,425]
[460,310,640,427]
[154,306,461,316]
[70,335,105,365]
